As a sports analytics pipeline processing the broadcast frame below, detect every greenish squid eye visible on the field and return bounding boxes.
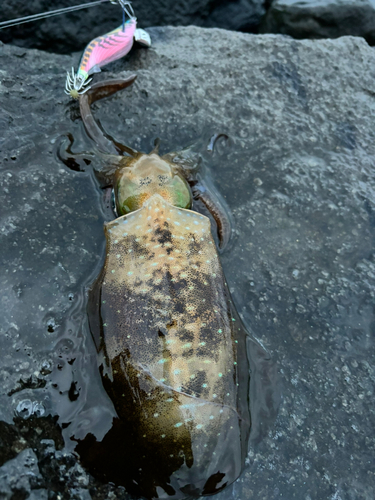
[169,176,192,209]
[115,180,145,216]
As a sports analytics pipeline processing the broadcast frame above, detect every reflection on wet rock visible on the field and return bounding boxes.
[15,400,45,419]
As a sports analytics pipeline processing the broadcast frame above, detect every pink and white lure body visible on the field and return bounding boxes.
[65,3,150,99]
[78,17,137,80]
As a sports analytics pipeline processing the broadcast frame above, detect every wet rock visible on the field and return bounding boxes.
[0,448,43,499]
[261,0,375,44]
[1,27,375,499]
[0,420,28,466]
[28,491,49,500]
[0,0,267,54]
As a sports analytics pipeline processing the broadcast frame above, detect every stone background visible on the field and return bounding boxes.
[261,0,375,46]
[2,0,375,52]
[1,1,375,500]
[0,0,266,53]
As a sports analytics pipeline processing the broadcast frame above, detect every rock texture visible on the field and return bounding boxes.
[204,0,266,32]
[0,0,266,53]
[1,27,375,499]
[261,0,375,45]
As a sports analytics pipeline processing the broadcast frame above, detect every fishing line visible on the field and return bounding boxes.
[118,1,135,19]
[0,0,120,30]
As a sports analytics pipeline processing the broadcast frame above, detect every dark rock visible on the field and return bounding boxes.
[1,27,375,499]
[0,420,28,466]
[0,0,266,54]
[0,448,43,499]
[260,0,375,45]
[203,0,266,32]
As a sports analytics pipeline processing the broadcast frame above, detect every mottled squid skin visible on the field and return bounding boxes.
[88,177,251,498]
[61,77,253,498]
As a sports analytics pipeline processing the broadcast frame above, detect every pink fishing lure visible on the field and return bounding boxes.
[78,17,137,79]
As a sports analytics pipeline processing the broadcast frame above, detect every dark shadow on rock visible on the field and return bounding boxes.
[260,0,375,45]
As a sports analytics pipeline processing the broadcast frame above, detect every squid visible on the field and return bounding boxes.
[58,76,276,499]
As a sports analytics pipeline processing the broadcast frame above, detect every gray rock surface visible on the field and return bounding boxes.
[0,448,43,499]
[1,26,375,499]
[0,0,266,53]
[261,0,375,44]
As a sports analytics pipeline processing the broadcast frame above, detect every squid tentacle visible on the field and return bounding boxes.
[79,76,139,157]
[192,177,233,251]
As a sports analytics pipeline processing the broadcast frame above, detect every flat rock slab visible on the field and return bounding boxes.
[261,0,375,44]
[1,27,375,499]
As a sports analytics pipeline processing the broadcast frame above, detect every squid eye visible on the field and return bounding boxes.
[116,192,149,216]
[169,177,192,209]
[115,180,144,215]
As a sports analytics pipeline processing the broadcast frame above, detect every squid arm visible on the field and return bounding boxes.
[191,176,233,251]
[79,76,139,157]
